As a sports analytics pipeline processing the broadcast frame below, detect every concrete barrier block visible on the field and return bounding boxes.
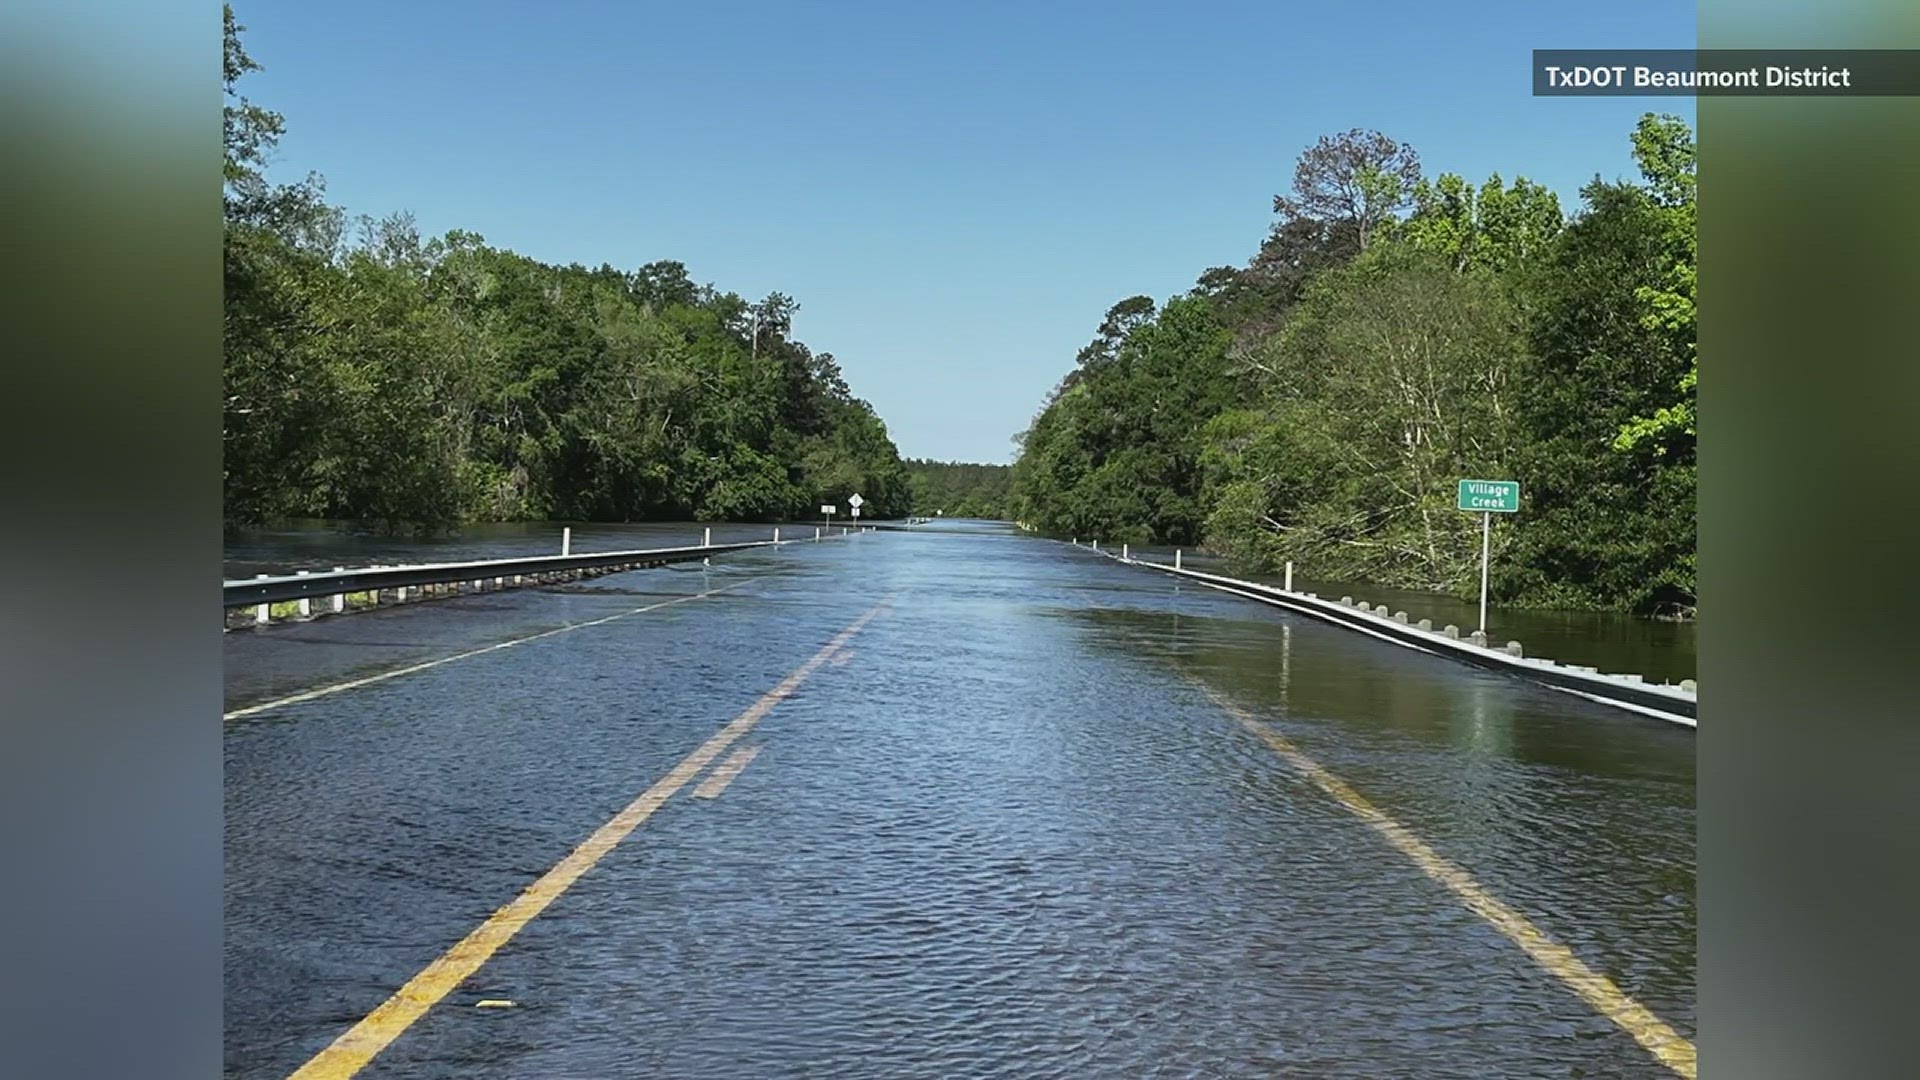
[1340,596,1353,606]
[1467,630,1487,647]
[1504,641,1523,657]
[1679,678,1697,693]
[1393,611,1409,623]
[1443,624,1459,639]
[1416,618,1432,631]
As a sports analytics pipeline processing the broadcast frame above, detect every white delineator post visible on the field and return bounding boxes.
[1284,561,1293,592]
[254,574,269,625]
[1174,548,1181,569]
[703,526,711,565]
[815,527,822,541]
[332,567,345,613]
[561,526,572,555]
[1478,511,1491,636]
[1122,543,1129,561]
[773,527,780,544]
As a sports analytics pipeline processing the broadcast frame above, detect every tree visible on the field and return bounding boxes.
[1273,129,1423,251]
[1204,249,1526,589]
[1399,172,1563,274]
[1011,295,1235,543]
[222,10,913,532]
[222,5,281,202]
[1612,114,1697,457]
[1013,115,1695,614]
[905,460,1013,519]
[1510,175,1696,613]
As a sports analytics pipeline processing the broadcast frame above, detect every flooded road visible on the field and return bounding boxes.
[226,522,1695,1078]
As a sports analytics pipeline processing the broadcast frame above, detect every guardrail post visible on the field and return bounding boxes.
[562,526,571,556]
[254,574,270,624]
[332,567,346,613]
[295,571,311,617]
[1284,561,1293,592]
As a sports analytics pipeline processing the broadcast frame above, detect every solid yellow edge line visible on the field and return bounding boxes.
[284,596,893,1080]
[1200,683,1697,1079]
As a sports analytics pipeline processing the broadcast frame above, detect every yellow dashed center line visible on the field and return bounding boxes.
[226,578,760,722]
[1198,682,1697,1079]
[692,743,764,799]
[284,595,895,1080]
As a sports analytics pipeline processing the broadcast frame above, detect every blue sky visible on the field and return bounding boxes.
[237,1,1694,464]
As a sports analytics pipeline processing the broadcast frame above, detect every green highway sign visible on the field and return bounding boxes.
[1457,479,1520,513]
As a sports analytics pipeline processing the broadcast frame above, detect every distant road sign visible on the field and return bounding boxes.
[1457,479,1520,513]
[848,493,864,508]
[820,504,836,515]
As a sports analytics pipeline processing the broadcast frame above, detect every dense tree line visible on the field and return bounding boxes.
[904,460,1012,519]
[223,8,909,532]
[1011,119,1696,615]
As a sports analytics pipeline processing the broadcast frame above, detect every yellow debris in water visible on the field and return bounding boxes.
[474,999,516,1009]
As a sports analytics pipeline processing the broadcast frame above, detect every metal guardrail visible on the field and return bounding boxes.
[223,540,778,609]
[1079,544,1697,727]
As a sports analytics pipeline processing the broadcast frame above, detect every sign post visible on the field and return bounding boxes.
[848,492,864,527]
[821,504,836,532]
[1456,479,1520,636]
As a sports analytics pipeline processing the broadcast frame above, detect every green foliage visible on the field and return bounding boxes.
[1013,115,1697,613]
[1203,248,1528,590]
[1011,295,1236,544]
[1612,113,1697,456]
[1397,173,1563,274]
[221,14,909,532]
[1510,162,1696,613]
[905,460,1012,519]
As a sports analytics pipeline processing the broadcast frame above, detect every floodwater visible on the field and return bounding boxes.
[225,520,1695,1078]
[1122,542,1696,684]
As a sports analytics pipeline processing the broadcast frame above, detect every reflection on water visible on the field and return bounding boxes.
[1054,590,1694,1038]
[226,522,1692,1078]
[1120,543,1695,683]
